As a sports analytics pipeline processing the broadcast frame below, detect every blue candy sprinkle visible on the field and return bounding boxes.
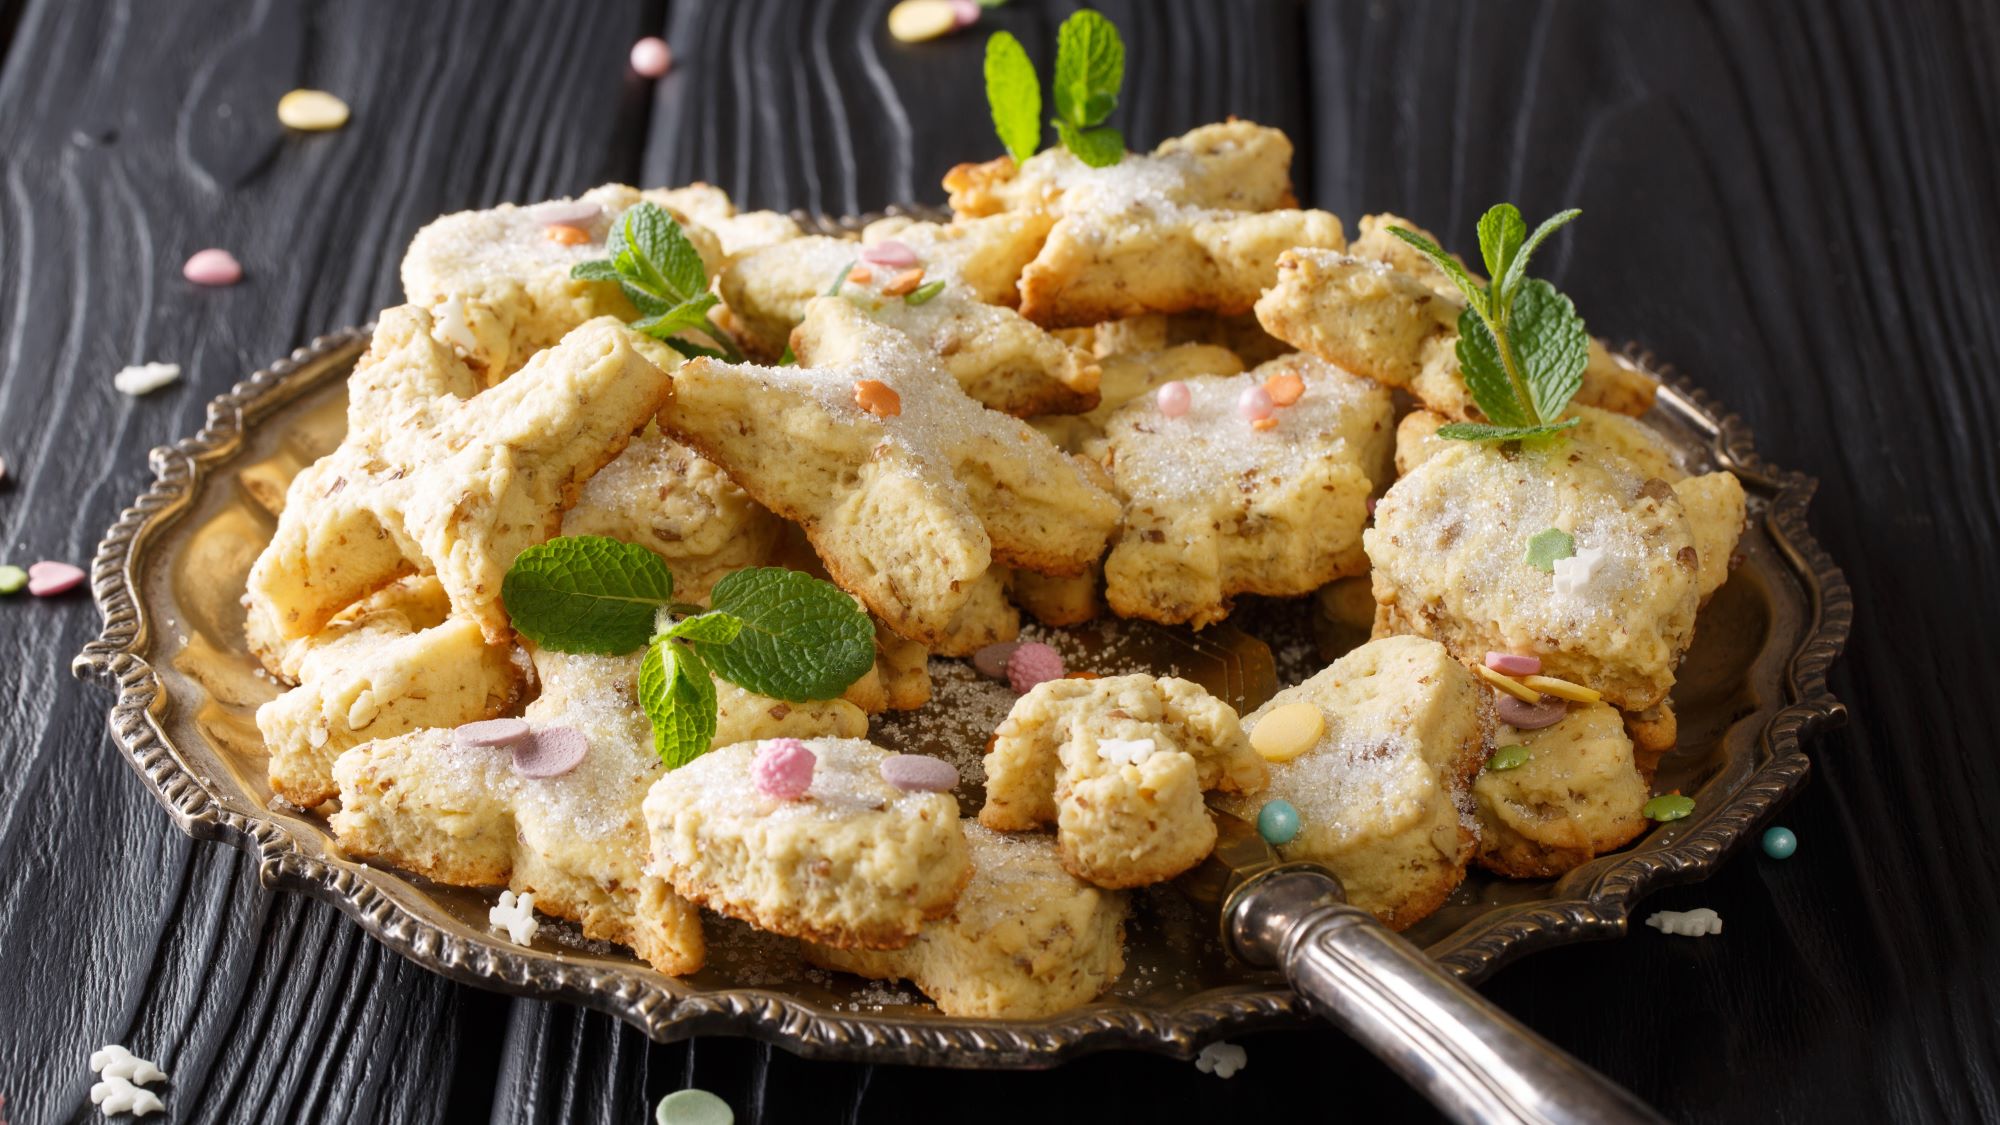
[1761,826,1797,860]
[1257,799,1301,846]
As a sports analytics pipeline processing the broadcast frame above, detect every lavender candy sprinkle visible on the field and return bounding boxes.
[514,726,589,779]
[453,717,531,750]
[880,754,959,793]
[1496,694,1567,730]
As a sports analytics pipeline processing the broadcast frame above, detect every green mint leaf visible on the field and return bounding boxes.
[1498,208,1581,306]
[631,291,720,337]
[1454,310,1534,427]
[1435,419,1579,443]
[501,536,674,654]
[1524,528,1576,573]
[904,279,947,305]
[700,568,875,702]
[1384,226,1489,313]
[571,258,623,282]
[984,32,1042,164]
[778,342,798,366]
[613,203,709,306]
[1053,10,1123,129]
[1056,120,1124,168]
[1476,204,1525,296]
[640,639,718,769]
[660,610,744,646]
[665,338,727,361]
[1508,278,1589,424]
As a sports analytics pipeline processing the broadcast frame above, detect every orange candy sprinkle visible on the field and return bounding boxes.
[1251,417,1278,431]
[544,224,589,246]
[854,379,902,417]
[1264,371,1305,406]
[848,264,874,285]
[879,267,926,297]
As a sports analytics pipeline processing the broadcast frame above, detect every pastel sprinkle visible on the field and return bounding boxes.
[1472,662,1540,703]
[543,223,589,246]
[853,379,902,418]
[182,248,243,286]
[276,88,349,131]
[1249,702,1324,763]
[1194,1041,1248,1079]
[1520,673,1601,704]
[1646,907,1722,937]
[752,738,816,800]
[1256,798,1300,846]
[1488,744,1531,771]
[454,717,530,750]
[1524,527,1576,573]
[26,560,85,597]
[527,199,604,226]
[1236,385,1274,423]
[1484,651,1542,677]
[880,753,959,793]
[888,0,958,42]
[971,641,1020,679]
[514,726,589,779]
[630,37,674,79]
[1495,693,1567,730]
[1005,642,1065,693]
[0,565,25,594]
[949,0,983,28]
[1156,380,1191,417]
[1644,794,1697,822]
[655,1089,734,1125]
[1263,371,1305,406]
[879,266,927,297]
[1761,826,1797,859]
[859,239,920,268]
[113,362,181,396]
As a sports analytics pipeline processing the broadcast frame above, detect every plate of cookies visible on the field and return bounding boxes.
[74,17,1848,1071]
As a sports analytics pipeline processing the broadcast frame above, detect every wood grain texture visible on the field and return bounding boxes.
[0,0,1994,1122]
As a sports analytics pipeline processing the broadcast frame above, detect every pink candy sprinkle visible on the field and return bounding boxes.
[454,717,531,751]
[1237,385,1274,423]
[1485,652,1542,677]
[880,753,959,793]
[1496,693,1568,730]
[182,248,242,286]
[859,239,920,269]
[26,561,85,597]
[527,199,603,227]
[514,726,589,778]
[1156,380,1191,417]
[752,738,816,800]
[948,0,982,27]
[630,37,673,78]
[1006,642,1066,693]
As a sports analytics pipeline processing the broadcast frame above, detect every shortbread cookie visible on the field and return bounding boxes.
[649,182,803,258]
[401,184,727,383]
[661,297,1117,648]
[859,211,1054,305]
[258,576,523,807]
[806,825,1127,1017]
[1089,311,1290,366]
[982,674,1265,887]
[642,737,971,947]
[1101,357,1391,628]
[1365,439,1702,712]
[718,221,1098,415]
[1672,469,1747,602]
[245,309,673,647]
[1474,702,1649,878]
[1031,343,1244,454]
[1215,636,1491,929]
[944,119,1300,218]
[560,425,785,604]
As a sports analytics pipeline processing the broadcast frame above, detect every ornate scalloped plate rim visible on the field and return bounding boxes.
[70,237,1851,1071]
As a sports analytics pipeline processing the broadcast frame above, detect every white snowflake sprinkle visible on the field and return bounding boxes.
[1551,545,1607,597]
[113,363,181,396]
[1645,907,1722,936]
[1097,738,1157,767]
[1194,1040,1247,1078]
[490,889,540,945]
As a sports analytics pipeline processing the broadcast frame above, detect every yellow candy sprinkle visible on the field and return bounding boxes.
[1473,663,1541,703]
[1250,702,1325,763]
[888,0,957,42]
[1521,674,1602,703]
[278,89,350,131]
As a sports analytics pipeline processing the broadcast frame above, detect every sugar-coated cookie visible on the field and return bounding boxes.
[1474,702,1649,878]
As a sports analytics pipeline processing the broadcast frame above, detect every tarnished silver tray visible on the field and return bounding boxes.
[72,212,1850,1068]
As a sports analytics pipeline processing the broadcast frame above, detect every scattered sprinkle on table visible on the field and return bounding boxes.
[971,641,1019,679]
[182,248,242,286]
[489,889,539,945]
[89,1044,168,1117]
[1257,798,1300,845]
[1644,794,1696,822]
[0,566,25,595]
[113,362,181,396]
[630,36,674,78]
[1762,826,1797,859]
[1645,907,1722,936]
[888,0,958,42]
[1250,701,1324,762]
[1194,1040,1248,1078]
[949,0,982,28]
[655,1088,734,1125]
[277,88,350,131]
[27,560,86,597]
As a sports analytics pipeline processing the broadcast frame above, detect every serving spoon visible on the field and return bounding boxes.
[1178,812,1665,1124]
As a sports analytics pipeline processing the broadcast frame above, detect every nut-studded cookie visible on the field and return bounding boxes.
[1473,702,1650,878]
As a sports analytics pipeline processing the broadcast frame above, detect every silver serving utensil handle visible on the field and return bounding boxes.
[1229,867,1666,1125]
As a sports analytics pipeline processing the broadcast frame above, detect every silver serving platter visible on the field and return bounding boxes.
[73,210,1850,1068]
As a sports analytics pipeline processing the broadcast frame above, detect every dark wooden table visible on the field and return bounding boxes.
[3,1,1995,1121]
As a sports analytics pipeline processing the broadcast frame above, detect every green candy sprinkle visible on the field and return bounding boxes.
[903,279,947,306]
[1524,527,1575,572]
[1488,744,1531,771]
[1644,794,1696,822]
[0,565,26,595]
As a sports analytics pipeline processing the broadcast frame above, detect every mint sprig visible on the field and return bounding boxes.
[981,10,1125,169]
[1388,204,1586,442]
[573,202,743,362]
[502,539,874,767]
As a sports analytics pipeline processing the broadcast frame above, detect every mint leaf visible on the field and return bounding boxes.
[573,203,743,362]
[640,639,718,769]
[1385,226,1488,313]
[1434,419,1579,443]
[984,32,1041,163]
[1498,208,1581,306]
[1056,120,1124,168]
[1476,204,1525,298]
[660,610,744,646]
[1509,278,1589,424]
[1053,10,1123,129]
[701,568,875,702]
[502,536,674,654]
[571,258,622,282]
[1455,311,1533,427]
